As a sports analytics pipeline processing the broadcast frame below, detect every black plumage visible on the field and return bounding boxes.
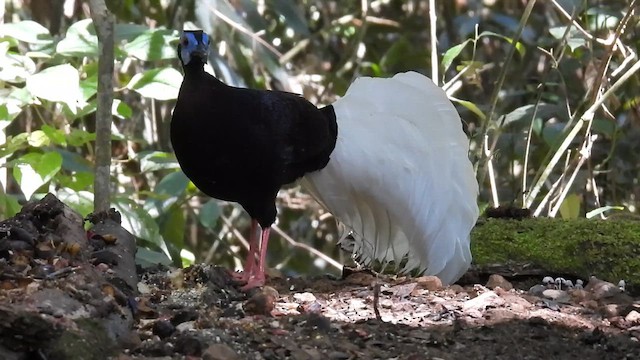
[171,30,337,288]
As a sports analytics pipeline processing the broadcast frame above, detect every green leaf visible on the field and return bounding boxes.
[161,205,186,250]
[478,31,526,57]
[67,129,96,147]
[56,188,94,216]
[114,23,149,42]
[137,151,180,172]
[442,40,472,73]
[156,171,190,198]
[26,64,84,112]
[27,130,49,147]
[0,20,53,45]
[450,97,486,122]
[0,193,21,218]
[113,196,162,245]
[58,171,94,191]
[112,99,132,119]
[269,0,310,36]
[0,133,28,158]
[199,199,221,229]
[586,206,625,219]
[56,19,98,57]
[559,193,581,219]
[126,67,182,100]
[0,41,37,83]
[41,124,68,146]
[123,29,178,61]
[58,148,93,172]
[135,247,172,268]
[13,151,63,199]
[549,26,587,52]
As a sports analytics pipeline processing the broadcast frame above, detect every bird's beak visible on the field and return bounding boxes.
[192,43,208,61]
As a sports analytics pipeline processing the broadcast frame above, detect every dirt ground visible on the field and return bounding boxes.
[123,265,640,360]
[0,195,639,359]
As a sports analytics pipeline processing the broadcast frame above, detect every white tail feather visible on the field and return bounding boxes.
[302,71,479,284]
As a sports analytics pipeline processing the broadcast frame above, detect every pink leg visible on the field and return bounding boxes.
[231,219,258,282]
[241,226,271,290]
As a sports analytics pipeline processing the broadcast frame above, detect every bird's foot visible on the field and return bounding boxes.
[240,275,265,291]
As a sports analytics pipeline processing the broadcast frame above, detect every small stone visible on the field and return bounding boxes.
[569,289,589,301]
[152,319,175,338]
[202,343,240,360]
[449,284,464,293]
[486,274,513,291]
[293,292,317,303]
[585,276,621,300]
[176,321,196,332]
[528,284,545,297]
[542,289,570,303]
[625,310,640,324]
[601,304,623,319]
[462,290,504,315]
[415,276,442,291]
[174,335,203,356]
[244,286,279,316]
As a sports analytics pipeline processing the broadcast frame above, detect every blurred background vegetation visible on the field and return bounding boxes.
[0,0,637,276]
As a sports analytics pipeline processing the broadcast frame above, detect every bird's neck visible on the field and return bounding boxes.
[182,61,207,79]
[182,62,226,88]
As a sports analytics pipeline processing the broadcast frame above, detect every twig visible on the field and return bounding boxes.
[205,3,283,58]
[373,281,382,321]
[88,0,114,212]
[428,0,438,83]
[272,224,343,271]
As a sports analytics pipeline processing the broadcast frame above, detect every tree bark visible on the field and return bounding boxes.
[88,0,115,212]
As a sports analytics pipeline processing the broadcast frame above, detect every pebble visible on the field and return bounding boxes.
[202,343,241,360]
[542,289,570,303]
[152,319,176,338]
[415,276,442,291]
[528,284,546,297]
[625,310,640,324]
[293,292,317,303]
[485,274,513,291]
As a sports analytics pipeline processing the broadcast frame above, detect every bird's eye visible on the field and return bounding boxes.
[181,38,189,46]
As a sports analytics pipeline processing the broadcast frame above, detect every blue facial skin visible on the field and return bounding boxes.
[179,31,210,65]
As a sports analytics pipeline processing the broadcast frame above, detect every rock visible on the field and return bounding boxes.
[528,284,545,297]
[202,343,241,360]
[462,291,504,316]
[176,321,196,332]
[601,304,624,319]
[293,292,317,303]
[244,286,279,316]
[585,276,621,300]
[152,319,175,338]
[625,310,640,324]
[485,274,513,291]
[415,276,442,291]
[542,289,570,303]
[569,289,589,301]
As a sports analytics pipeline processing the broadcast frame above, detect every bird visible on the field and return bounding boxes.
[171,30,479,290]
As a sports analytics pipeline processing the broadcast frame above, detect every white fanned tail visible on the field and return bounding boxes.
[302,71,479,284]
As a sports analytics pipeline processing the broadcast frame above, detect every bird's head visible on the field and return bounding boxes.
[178,30,210,66]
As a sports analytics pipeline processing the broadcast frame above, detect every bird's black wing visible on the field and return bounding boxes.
[257,90,337,185]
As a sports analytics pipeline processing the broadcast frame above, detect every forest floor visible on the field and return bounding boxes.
[120,265,640,360]
[0,195,639,360]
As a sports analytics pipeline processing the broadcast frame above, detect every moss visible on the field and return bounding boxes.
[471,218,640,288]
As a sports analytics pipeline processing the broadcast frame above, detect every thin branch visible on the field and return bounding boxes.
[88,0,114,212]
[272,224,343,271]
[428,0,438,83]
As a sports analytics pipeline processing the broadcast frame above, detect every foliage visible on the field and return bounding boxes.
[0,0,638,275]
